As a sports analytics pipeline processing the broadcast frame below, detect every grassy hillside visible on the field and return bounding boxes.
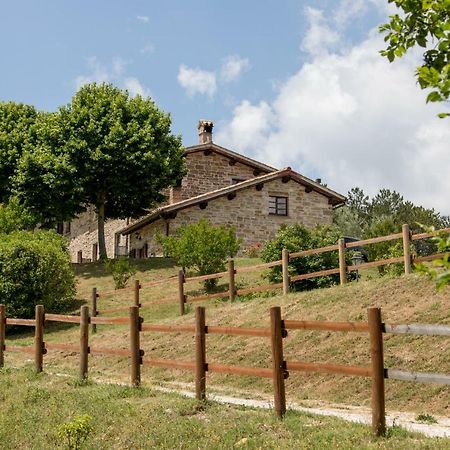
[4,259,449,417]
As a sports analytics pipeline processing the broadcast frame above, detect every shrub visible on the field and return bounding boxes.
[105,257,136,290]
[261,224,355,290]
[415,229,450,290]
[362,218,404,276]
[0,230,75,318]
[157,218,241,291]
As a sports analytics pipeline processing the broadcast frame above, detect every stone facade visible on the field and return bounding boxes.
[129,178,334,256]
[171,151,262,203]
[67,207,128,262]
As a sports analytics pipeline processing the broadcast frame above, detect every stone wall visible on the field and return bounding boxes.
[129,178,333,256]
[170,151,261,203]
[68,207,128,262]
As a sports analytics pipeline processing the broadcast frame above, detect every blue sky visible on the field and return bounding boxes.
[1,1,449,214]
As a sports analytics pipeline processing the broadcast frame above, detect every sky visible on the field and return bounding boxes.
[0,0,449,215]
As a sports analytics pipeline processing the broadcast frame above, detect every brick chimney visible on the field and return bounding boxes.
[198,120,214,144]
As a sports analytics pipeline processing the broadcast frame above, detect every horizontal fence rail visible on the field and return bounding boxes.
[91,224,449,318]
[1,302,449,438]
[385,369,450,385]
[384,323,450,336]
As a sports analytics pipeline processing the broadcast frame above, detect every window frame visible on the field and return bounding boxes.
[268,195,288,216]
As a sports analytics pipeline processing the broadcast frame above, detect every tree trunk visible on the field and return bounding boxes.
[97,203,107,260]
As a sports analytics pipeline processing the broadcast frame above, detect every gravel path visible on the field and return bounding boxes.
[155,384,450,438]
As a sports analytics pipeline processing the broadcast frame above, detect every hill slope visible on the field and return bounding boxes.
[5,262,449,416]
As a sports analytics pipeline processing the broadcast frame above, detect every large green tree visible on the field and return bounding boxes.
[15,83,185,258]
[0,102,38,202]
[379,0,450,116]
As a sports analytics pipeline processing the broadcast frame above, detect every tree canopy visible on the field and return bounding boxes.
[379,0,450,117]
[334,187,449,238]
[14,83,186,258]
[0,102,38,202]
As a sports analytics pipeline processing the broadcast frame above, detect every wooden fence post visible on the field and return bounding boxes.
[129,306,142,387]
[134,280,141,308]
[0,304,5,368]
[79,305,89,381]
[178,270,186,316]
[368,307,386,437]
[34,304,45,373]
[91,288,98,334]
[402,224,412,275]
[195,306,207,401]
[77,250,83,264]
[282,249,290,295]
[270,306,287,418]
[338,238,347,285]
[228,259,236,303]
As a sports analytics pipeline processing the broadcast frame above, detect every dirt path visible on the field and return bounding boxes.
[49,371,450,439]
[154,382,450,439]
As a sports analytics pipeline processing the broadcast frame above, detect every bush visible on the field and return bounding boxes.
[105,257,136,289]
[362,218,405,276]
[0,231,75,318]
[157,219,241,291]
[261,224,355,290]
[415,229,450,290]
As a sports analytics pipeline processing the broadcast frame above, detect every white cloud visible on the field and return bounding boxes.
[136,15,149,23]
[217,11,450,214]
[221,55,251,82]
[301,7,339,56]
[75,57,125,87]
[177,64,217,98]
[124,77,151,97]
[333,0,367,28]
[216,101,274,151]
[75,57,151,98]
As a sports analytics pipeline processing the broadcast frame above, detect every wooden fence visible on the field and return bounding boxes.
[92,224,449,318]
[1,303,449,437]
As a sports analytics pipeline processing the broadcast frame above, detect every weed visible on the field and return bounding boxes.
[416,413,438,424]
[57,414,93,450]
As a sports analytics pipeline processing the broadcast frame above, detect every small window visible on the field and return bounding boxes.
[56,223,64,234]
[269,196,288,216]
[64,222,71,234]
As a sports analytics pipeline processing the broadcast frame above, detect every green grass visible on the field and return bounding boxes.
[0,367,448,449]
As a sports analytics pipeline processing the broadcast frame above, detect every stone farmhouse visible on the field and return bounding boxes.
[65,120,346,262]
